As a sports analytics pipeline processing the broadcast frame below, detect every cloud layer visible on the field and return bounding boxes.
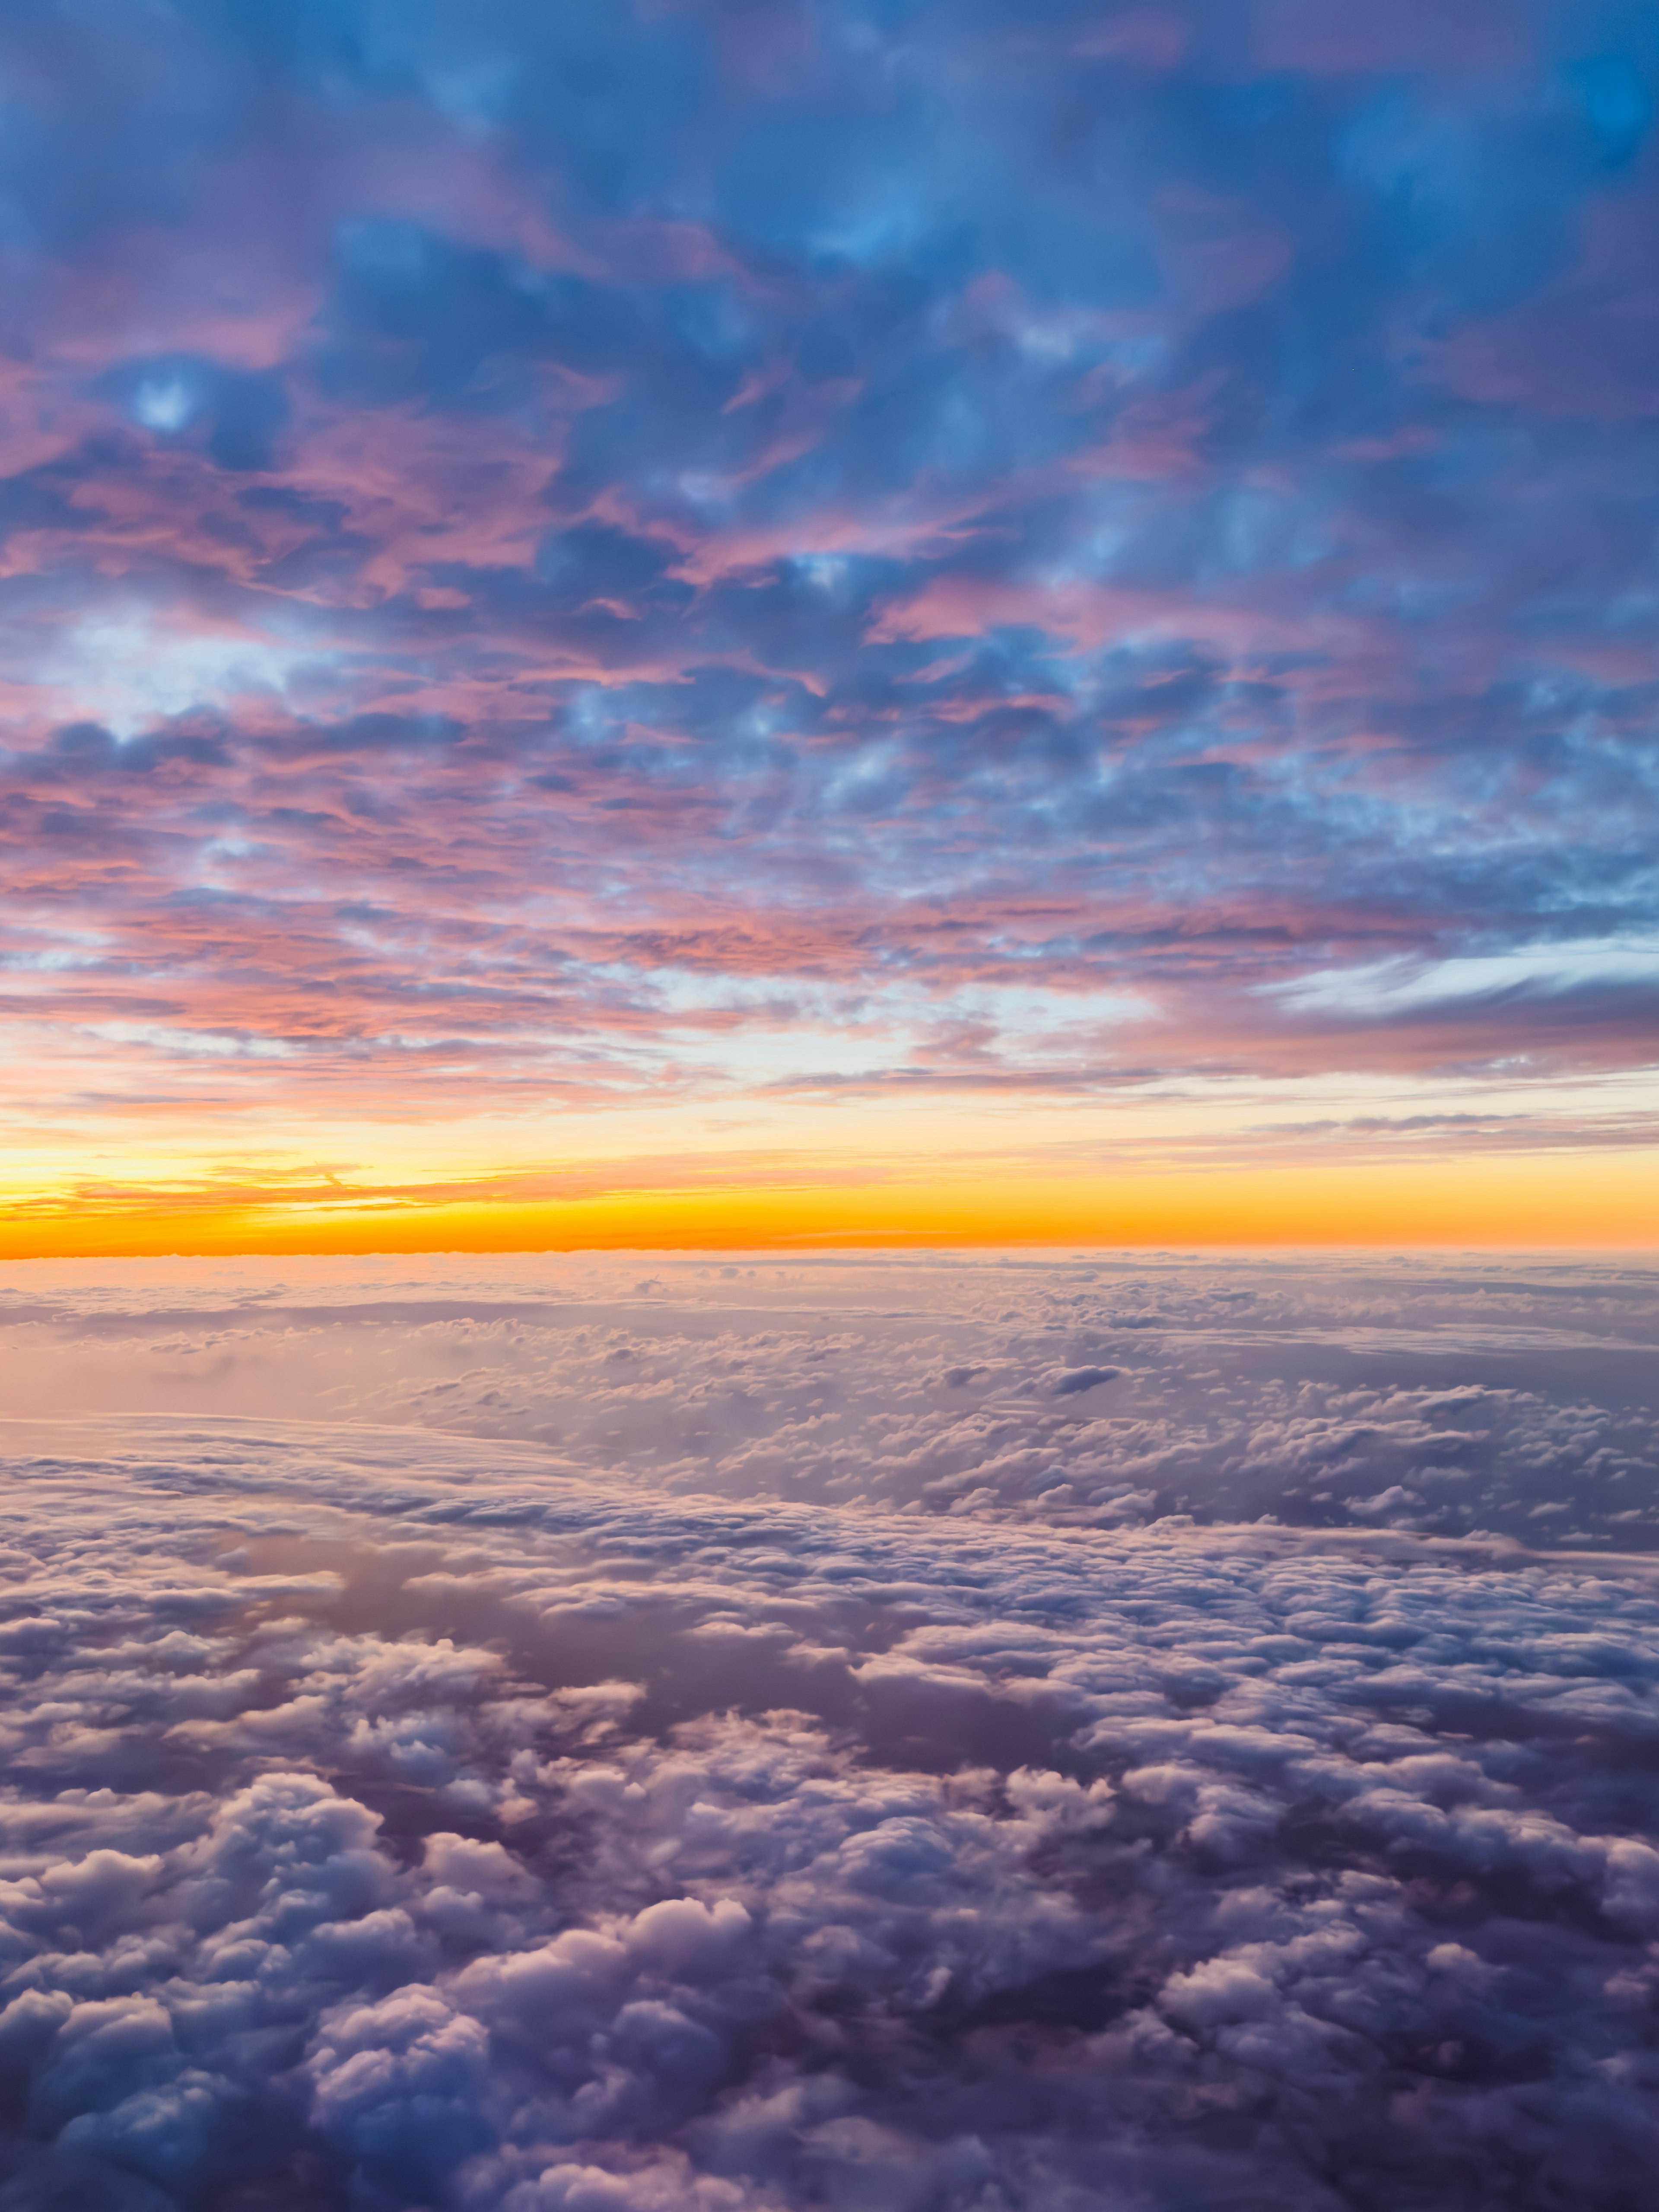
[0,0,1655,1218]
[5,1248,1657,1545]
[1,1253,1657,2205]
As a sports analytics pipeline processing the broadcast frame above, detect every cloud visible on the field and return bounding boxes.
[0,1254,1657,2203]
[8,1246,1654,1544]
[0,0,1653,1184]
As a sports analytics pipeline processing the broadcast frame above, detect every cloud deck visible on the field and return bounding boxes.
[0,1253,1656,2206]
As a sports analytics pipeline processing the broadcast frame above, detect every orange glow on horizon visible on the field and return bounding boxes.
[2,1152,1653,1259]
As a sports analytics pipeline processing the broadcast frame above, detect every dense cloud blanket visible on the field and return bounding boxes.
[0,1254,1657,2208]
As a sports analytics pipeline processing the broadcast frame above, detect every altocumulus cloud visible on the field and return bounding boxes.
[0,1255,1657,2207]
[0,0,1658,1134]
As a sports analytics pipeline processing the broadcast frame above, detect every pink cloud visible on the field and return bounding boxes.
[1254,0,1530,76]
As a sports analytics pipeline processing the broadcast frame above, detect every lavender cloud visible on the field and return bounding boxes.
[5,1250,1655,1543]
[0,1254,1657,2206]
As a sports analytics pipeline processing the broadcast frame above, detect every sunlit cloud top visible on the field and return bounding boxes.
[0,0,1656,1243]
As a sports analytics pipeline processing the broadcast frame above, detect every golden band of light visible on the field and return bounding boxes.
[1,1151,1653,1257]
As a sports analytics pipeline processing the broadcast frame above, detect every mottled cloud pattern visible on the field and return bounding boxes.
[1,1252,1658,2206]
[0,0,1656,1199]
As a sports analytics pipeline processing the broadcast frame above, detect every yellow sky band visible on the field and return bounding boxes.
[1,1151,1653,1257]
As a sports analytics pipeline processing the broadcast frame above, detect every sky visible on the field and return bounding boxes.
[1,1248,1658,2208]
[1,0,1658,1250]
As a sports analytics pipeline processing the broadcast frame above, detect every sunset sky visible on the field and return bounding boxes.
[1,0,1656,1252]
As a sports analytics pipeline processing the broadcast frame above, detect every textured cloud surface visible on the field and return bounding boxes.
[6,1248,1658,1545]
[2,1252,1658,2206]
[0,0,1656,1233]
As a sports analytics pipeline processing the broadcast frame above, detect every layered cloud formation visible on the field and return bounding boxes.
[5,1247,1659,1546]
[1,1253,1658,2206]
[0,0,1656,1237]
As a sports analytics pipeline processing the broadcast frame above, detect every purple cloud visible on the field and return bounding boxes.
[0,0,1651,1157]
[2,1250,1659,2203]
